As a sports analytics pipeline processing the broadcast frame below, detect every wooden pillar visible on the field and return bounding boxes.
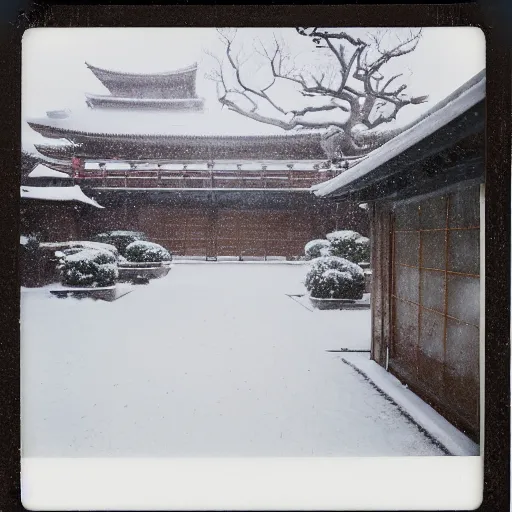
[236,164,242,188]
[124,194,129,229]
[262,165,267,189]
[207,192,217,258]
[208,163,215,189]
[370,200,394,368]
[287,164,294,188]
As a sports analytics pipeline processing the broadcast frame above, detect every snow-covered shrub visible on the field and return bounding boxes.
[305,256,365,300]
[326,230,370,264]
[59,248,118,287]
[93,231,147,256]
[304,239,331,260]
[20,233,40,252]
[319,246,332,257]
[124,241,172,263]
[44,240,119,259]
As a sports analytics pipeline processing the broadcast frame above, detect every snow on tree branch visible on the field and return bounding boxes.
[205,28,429,160]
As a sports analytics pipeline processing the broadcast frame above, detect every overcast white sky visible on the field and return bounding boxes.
[21,27,485,152]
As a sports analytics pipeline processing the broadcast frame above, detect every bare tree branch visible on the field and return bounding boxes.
[381,73,403,93]
[205,27,428,157]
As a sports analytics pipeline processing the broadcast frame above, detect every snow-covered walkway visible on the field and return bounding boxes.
[21,263,446,457]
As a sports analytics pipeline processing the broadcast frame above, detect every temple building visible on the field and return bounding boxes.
[24,62,368,259]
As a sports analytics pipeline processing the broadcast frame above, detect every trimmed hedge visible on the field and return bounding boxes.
[93,231,147,255]
[326,230,370,264]
[304,239,331,260]
[45,240,119,260]
[59,248,118,287]
[305,256,365,300]
[124,241,172,263]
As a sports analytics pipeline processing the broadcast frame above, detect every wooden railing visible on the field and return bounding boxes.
[73,168,339,190]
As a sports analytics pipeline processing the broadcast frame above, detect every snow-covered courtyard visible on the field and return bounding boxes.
[21,263,447,457]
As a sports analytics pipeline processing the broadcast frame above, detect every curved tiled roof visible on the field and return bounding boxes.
[28,120,326,161]
[29,121,323,142]
[26,106,323,139]
[85,61,199,100]
[85,93,205,111]
[85,61,198,79]
[28,120,324,153]
[34,143,76,159]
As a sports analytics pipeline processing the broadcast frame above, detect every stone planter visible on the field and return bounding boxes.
[50,285,132,302]
[309,295,370,310]
[118,261,171,282]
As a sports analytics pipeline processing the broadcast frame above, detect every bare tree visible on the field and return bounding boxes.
[206,28,428,161]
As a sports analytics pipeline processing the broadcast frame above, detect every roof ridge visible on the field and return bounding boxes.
[27,120,323,140]
[84,93,204,102]
[84,61,198,78]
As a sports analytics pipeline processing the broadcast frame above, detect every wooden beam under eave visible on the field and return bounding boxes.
[328,156,484,203]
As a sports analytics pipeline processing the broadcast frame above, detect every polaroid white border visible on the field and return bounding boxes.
[20,26,487,512]
[21,456,483,510]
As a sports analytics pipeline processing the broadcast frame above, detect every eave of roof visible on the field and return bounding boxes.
[85,61,198,79]
[20,185,104,208]
[313,69,486,198]
[31,155,73,172]
[25,104,325,140]
[27,119,324,143]
[28,164,71,178]
[85,94,205,111]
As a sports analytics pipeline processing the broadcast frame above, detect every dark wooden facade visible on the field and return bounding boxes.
[370,183,481,440]
[21,191,369,260]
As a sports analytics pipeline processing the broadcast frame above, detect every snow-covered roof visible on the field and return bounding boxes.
[85,93,205,111]
[20,185,104,208]
[314,69,485,198]
[26,105,320,138]
[28,155,72,174]
[28,164,71,178]
[85,61,199,79]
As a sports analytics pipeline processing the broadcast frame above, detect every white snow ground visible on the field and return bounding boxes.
[341,353,479,456]
[21,263,447,457]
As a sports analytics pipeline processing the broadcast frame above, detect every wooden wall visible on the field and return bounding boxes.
[371,185,481,441]
[369,201,393,368]
[20,202,81,241]
[21,192,369,259]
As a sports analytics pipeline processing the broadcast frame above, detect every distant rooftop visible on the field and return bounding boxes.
[27,106,321,139]
[85,61,201,106]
